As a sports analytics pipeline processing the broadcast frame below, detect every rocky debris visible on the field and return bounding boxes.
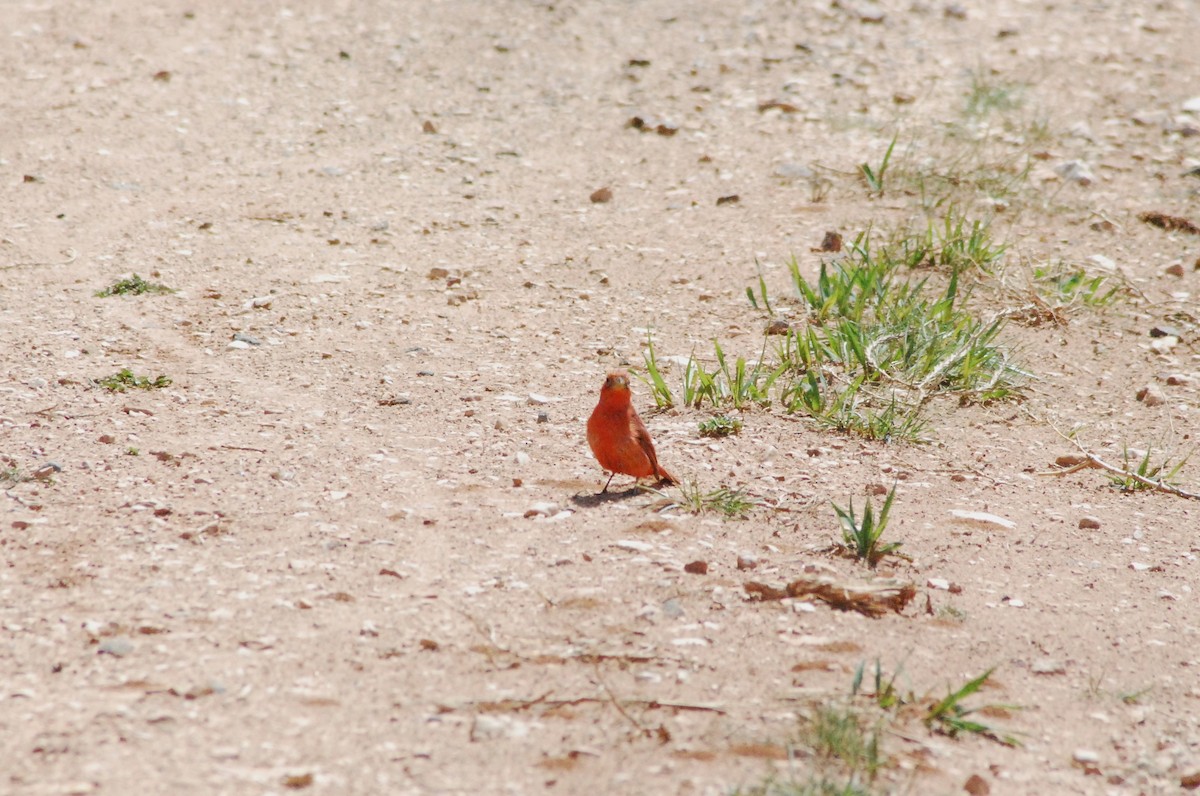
[1055,160,1095,186]
[948,509,1016,530]
[1136,384,1166,406]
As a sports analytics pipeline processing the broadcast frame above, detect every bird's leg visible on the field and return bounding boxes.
[601,471,616,493]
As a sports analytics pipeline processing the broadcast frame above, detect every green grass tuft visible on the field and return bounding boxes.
[97,368,172,392]
[95,274,175,297]
[833,485,903,567]
[1108,446,1191,492]
[925,668,1021,746]
[672,481,755,518]
[698,415,743,437]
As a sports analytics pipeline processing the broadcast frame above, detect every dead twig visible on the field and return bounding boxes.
[595,665,650,735]
[1040,434,1200,501]
[0,247,78,271]
[745,576,917,617]
[461,695,726,715]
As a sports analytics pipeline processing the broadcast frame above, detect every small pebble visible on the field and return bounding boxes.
[615,539,654,552]
[30,463,62,480]
[772,162,814,180]
[1136,385,1166,406]
[1150,324,1181,338]
[1164,373,1191,386]
[1150,336,1178,354]
[1032,659,1067,675]
[1056,160,1095,185]
[1165,261,1185,277]
[684,560,708,575]
[963,773,990,796]
[515,451,531,466]
[661,598,685,618]
[471,714,531,741]
[98,637,134,657]
[524,502,559,518]
[736,554,758,571]
[1056,454,1087,467]
[536,411,549,423]
[949,509,1015,530]
[1078,516,1101,530]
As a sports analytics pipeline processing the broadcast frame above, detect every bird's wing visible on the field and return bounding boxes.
[632,416,676,483]
[632,419,659,467]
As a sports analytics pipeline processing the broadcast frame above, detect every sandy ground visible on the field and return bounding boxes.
[3,1,1200,794]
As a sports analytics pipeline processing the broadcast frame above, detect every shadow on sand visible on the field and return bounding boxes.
[569,487,643,509]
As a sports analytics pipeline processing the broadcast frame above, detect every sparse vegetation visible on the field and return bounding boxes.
[936,604,968,623]
[738,660,1022,795]
[859,135,896,197]
[851,659,906,711]
[853,662,1020,747]
[833,486,903,568]
[1120,687,1152,705]
[746,268,774,315]
[925,668,1021,747]
[641,333,675,408]
[732,705,885,796]
[964,70,1024,118]
[732,776,875,796]
[1107,445,1191,493]
[1032,262,1125,308]
[672,480,755,518]
[4,4,1198,795]
[809,706,884,783]
[646,212,1023,443]
[97,368,172,392]
[95,274,175,297]
[698,415,743,437]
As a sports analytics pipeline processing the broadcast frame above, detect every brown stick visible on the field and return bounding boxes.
[1040,435,1200,501]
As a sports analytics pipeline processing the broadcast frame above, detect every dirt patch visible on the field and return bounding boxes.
[3,1,1200,794]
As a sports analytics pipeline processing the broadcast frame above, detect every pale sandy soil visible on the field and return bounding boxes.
[3,2,1200,794]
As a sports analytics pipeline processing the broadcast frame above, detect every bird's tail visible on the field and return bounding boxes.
[654,466,678,486]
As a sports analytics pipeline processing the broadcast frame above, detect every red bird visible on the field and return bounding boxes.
[586,370,677,492]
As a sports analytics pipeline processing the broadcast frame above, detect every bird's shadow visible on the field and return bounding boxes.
[569,487,643,508]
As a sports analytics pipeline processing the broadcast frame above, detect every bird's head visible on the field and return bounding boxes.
[601,370,631,393]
